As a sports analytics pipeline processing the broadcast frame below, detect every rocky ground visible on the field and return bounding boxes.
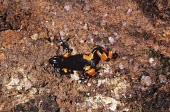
[0,0,170,111]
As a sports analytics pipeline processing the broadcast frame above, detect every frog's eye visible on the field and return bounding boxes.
[49,56,59,64]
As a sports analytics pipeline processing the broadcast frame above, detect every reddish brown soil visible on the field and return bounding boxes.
[0,0,170,111]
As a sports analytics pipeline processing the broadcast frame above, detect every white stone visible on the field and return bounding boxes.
[85,94,119,111]
[141,75,152,86]
[119,63,124,70]
[31,33,38,40]
[127,8,133,14]
[64,5,71,11]
[108,36,115,44]
[149,57,154,64]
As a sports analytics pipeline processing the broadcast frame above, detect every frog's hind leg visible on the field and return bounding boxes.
[82,66,98,78]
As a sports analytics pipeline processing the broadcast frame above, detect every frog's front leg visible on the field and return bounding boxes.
[83,66,98,78]
[60,40,73,58]
[59,68,73,75]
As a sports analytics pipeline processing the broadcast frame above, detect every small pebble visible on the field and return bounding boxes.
[122,56,127,60]
[59,31,65,37]
[113,32,119,40]
[84,4,91,11]
[87,34,92,39]
[24,79,33,90]
[168,47,170,52]
[64,25,69,32]
[93,31,99,35]
[141,75,152,86]
[86,101,92,108]
[86,92,90,96]
[64,5,71,11]
[31,33,38,40]
[108,36,115,44]
[119,63,124,70]
[6,77,20,90]
[149,57,156,66]
[52,21,55,26]
[153,45,159,51]
[87,83,91,86]
[103,13,108,17]
[49,36,55,42]
[149,57,154,64]
[83,23,88,30]
[122,21,127,27]
[0,53,5,60]
[159,75,167,83]
[79,38,85,43]
[97,102,104,109]
[87,34,94,43]
[100,20,106,26]
[127,8,132,14]
[71,73,80,80]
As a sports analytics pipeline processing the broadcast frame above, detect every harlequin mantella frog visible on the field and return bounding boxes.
[49,39,118,78]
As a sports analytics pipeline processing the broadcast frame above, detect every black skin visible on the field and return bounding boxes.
[49,39,118,78]
[49,47,102,74]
